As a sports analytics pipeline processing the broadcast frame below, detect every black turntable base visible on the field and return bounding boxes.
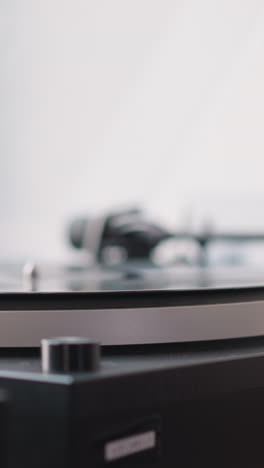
[1,261,264,467]
[1,336,264,468]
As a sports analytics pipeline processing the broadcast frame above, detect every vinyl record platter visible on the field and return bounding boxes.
[1,208,264,347]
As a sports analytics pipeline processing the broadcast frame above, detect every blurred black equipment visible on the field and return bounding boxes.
[2,215,264,467]
[3,336,264,467]
[69,208,172,263]
[69,207,264,266]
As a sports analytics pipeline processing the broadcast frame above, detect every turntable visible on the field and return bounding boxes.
[0,209,264,467]
[4,0,264,463]
[1,208,264,348]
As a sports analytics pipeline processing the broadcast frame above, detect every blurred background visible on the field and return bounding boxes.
[1,0,264,263]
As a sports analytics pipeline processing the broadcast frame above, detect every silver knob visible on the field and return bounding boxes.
[22,262,39,291]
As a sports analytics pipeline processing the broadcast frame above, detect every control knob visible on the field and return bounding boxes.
[41,337,100,373]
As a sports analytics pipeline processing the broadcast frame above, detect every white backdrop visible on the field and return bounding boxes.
[1,0,264,261]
